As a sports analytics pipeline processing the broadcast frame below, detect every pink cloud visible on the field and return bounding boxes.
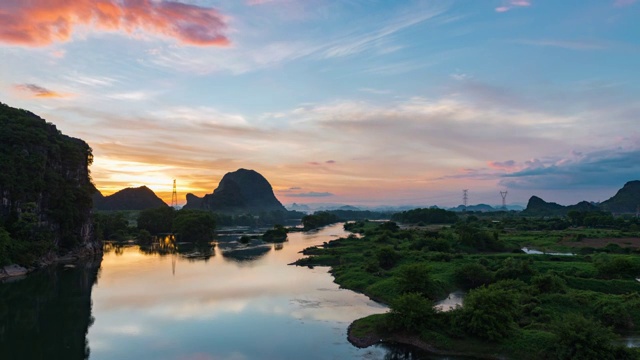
[487,160,517,170]
[14,83,67,98]
[495,0,531,12]
[0,0,229,47]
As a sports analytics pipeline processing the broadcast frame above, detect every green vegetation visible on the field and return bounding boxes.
[0,103,95,266]
[137,206,176,234]
[391,207,458,225]
[172,210,216,242]
[302,211,340,230]
[262,224,288,242]
[295,218,640,359]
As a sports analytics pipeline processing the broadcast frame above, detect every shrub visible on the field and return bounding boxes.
[388,293,437,332]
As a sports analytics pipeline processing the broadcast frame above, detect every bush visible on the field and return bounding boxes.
[532,273,567,294]
[552,314,618,360]
[454,285,520,341]
[0,227,11,265]
[136,229,153,244]
[137,206,175,235]
[376,246,399,270]
[388,293,438,332]
[453,262,493,289]
[396,263,432,297]
[173,210,216,242]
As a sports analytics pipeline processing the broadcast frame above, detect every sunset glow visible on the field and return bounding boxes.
[2,0,639,207]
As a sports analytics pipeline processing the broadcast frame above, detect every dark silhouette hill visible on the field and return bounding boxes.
[183,169,285,214]
[93,186,167,211]
[0,102,99,265]
[449,204,495,212]
[600,180,640,213]
[522,196,598,216]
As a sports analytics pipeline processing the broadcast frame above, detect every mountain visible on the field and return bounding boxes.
[600,180,640,213]
[183,169,286,214]
[522,196,598,216]
[93,186,167,211]
[449,204,495,212]
[287,203,311,211]
[0,102,99,265]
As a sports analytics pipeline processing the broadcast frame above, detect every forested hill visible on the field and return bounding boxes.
[523,180,640,216]
[93,186,167,211]
[0,102,99,266]
[600,180,640,213]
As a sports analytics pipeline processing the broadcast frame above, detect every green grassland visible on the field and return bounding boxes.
[294,218,640,359]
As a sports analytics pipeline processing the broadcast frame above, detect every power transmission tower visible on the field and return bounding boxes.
[171,179,178,208]
[500,191,508,210]
[462,189,468,211]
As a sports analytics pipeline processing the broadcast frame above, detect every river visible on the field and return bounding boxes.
[0,223,466,360]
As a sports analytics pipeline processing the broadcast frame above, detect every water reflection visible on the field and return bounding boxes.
[435,291,465,312]
[0,256,101,360]
[1,224,472,360]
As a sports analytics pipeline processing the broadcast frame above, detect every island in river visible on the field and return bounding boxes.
[294,212,640,359]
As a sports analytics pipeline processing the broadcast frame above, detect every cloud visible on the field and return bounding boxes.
[147,2,449,75]
[496,0,531,12]
[14,83,66,98]
[326,160,336,164]
[322,8,445,59]
[0,0,229,47]
[497,145,640,190]
[488,160,517,170]
[287,192,334,198]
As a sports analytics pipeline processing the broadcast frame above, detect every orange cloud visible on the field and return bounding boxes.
[0,0,229,47]
[14,83,66,98]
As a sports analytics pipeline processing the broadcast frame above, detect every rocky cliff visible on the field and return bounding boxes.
[0,102,99,266]
[93,185,167,211]
[184,169,286,214]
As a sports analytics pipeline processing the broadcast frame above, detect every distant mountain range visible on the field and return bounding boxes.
[447,204,524,212]
[93,186,167,211]
[522,180,640,216]
[183,169,286,214]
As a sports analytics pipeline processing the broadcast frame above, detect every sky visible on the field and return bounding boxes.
[1,0,639,208]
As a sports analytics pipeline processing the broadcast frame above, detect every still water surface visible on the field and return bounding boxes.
[1,223,467,360]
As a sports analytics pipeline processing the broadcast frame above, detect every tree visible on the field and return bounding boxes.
[455,285,519,341]
[94,212,130,241]
[172,210,216,242]
[262,224,288,242]
[396,263,432,297]
[376,246,399,270]
[137,206,175,235]
[454,262,493,289]
[0,227,11,265]
[552,314,618,360]
[388,293,438,332]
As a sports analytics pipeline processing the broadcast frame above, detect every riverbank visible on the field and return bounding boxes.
[0,246,102,281]
[294,219,640,359]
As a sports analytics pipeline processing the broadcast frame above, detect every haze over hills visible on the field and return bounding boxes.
[93,186,168,211]
[184,169,286,214]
